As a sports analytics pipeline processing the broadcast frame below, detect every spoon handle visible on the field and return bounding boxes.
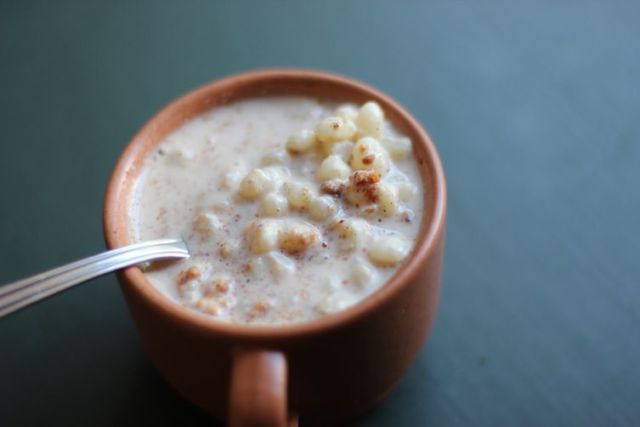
[0,238,189,318]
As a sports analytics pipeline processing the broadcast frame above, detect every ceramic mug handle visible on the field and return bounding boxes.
[229,350,296,427]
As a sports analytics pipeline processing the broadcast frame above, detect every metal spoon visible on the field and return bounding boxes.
[0,238,189,318]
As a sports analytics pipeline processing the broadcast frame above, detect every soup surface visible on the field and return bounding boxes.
[130,96,424,324]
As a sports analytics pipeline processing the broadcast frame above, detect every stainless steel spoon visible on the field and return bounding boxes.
[0,238,189,318]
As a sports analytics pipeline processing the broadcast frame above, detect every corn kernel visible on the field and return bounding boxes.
[204,275,233,297]
[245,219,280,254]
[219,240,239,259]
[286,129,316,153]
[194,298,220,315]
[350,137,390,176]
[165,148,194,165]
[262,149,290,165]
[315,291,358,315]
[382,136,412,160]
[315,116,357,143]
[238,169,276,200]
[192,212,223,237]
[367,236,411,267]
[284,181,314,210]
[333,218,370,251]
[344,170,380,206]
[265,252,296,278]
[350,262,374,288]
[219,169,245,191]
[336,104,359,121]
[278,221,319,254]
[377,182,399,217]
[259,192,288,217]
[308,195,338,221]
[355,101,385,139]
[316,155,351,181]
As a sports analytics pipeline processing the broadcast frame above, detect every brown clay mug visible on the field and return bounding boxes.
[103,69,447,426]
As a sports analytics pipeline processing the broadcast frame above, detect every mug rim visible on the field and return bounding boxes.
[103,68,447,340]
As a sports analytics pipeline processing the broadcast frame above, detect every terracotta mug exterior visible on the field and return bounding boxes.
[103,69,447,426]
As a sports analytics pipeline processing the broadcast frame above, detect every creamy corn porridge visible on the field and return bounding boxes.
[130,97,424,324]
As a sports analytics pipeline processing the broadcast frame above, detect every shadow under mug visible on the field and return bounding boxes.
[103,69,447,426]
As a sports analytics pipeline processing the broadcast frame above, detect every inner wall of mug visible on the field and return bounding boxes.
[109,70,440,329]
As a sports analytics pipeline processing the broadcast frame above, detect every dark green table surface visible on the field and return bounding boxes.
[1,1,639,426]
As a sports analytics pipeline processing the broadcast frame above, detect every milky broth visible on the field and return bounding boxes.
[129,97,424,324]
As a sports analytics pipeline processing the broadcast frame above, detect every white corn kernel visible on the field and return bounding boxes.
[218,240,240,259]
[377,182,399,217]
[262,149,290,165]
[350,137,390,176]
[355,101,385,139]
[319,178,347,197]
[315,116,357,143]
[397,181,417,202]
[308,195,337,221]
[194,298,220,315]
[286,129,316,153]
[265,252,296,278]
[344,169,380,206]
[336,104,359,121]
[177,264,204,286]
[382,136,412,160]
[316,155,351,181]
[367,236,411,267]
[284,181,314,210]
[278,221,319,254]
[238,169,276,200]
[165,148,194,165]
[192,212,223,237]
[350,262,374,288]
[260,193,288,217]
[245,219,281,254]
[329,140,354,162]
[315,291,358,315]
[333,218,370,251]
[204,275,233,297]
[220,169,245,191]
